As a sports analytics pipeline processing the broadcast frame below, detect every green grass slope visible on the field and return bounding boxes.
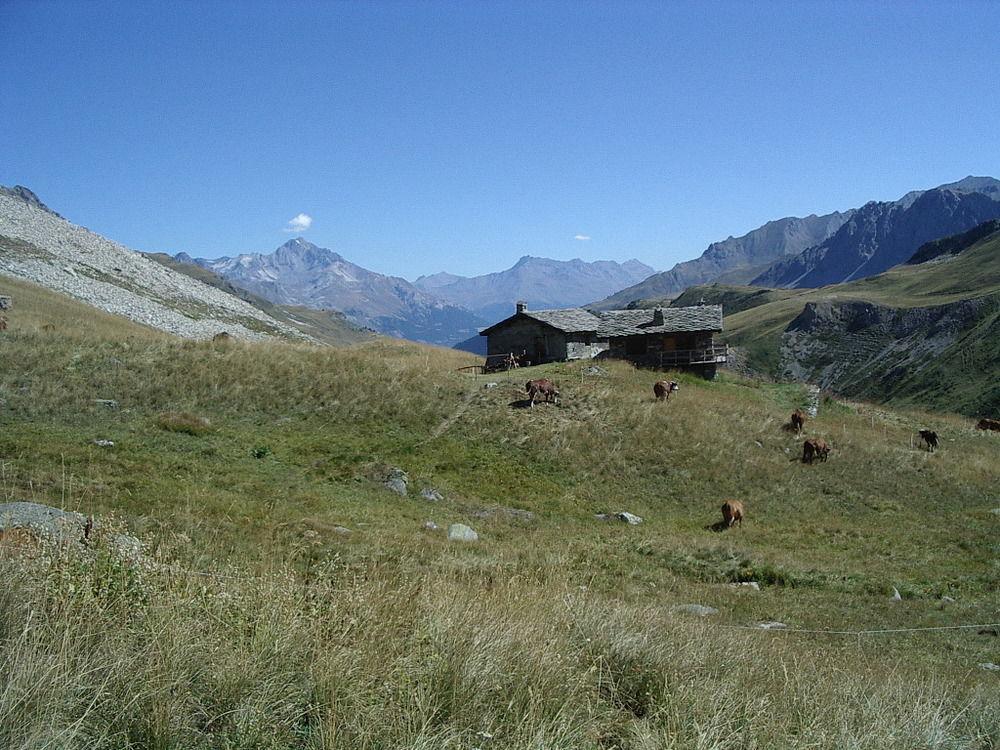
[721,227,1000,414]
[145,252,375,346]
[0,301,997,748]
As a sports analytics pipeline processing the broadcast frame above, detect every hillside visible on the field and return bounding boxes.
[415,255,655,323]
[182,239,485,346]
[0,294,997,748]
[0,186,306,342]
[752,177,1000,288]
[144,252,374,346]
[721,224,1000,416]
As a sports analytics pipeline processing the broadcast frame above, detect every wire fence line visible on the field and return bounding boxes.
[1,539,997,639]
[720,622,1000,636]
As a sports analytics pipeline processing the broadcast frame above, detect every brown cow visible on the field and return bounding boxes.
[526,378,559,407]
[653,380,679,401]
[790,409,805,434]
[721,499,744,528]
[976,418,1000,432]
[918,429,938,452]
[802,438,830,464]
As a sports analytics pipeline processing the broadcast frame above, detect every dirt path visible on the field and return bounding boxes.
[427,388,480,440]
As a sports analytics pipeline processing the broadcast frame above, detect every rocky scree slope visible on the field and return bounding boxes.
[0,186,307,341]
[184,239,485,347]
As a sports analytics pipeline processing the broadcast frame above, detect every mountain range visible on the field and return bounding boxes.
[180,239,484,346]
[414,255,654,322]
[751,177,1000,287]
[591,212,851,309]
[176,245,657,347]
[595,176,1000,308]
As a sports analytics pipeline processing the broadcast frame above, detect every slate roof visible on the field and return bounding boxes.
[596,305,723,336]
[478,307,602,335]
[480,304,723,336]
[523,308,603,333]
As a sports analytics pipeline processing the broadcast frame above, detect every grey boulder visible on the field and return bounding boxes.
[0,501,88,542]
[448,523,478,542]
[384,467,409,496]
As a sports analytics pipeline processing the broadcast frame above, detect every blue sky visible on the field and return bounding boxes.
[2,1,999,279]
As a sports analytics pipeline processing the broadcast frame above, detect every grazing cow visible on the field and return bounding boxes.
[721,499,744,528]
[790,409,805,434]
[802,438,830,464]
[526,378,560,407]
[976,418,1000,432]
[653,380,679,401]
[918,429,938,452]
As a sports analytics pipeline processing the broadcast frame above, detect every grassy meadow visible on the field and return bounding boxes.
[1,274,998,749]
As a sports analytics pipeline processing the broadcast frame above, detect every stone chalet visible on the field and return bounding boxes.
[479,302,727,376]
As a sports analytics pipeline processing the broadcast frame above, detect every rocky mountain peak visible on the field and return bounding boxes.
[0,185,60,217]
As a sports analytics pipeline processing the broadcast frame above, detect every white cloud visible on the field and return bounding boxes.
[284,213,313,232]
[574,234,591,241]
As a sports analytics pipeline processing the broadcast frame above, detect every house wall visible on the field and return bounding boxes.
[566,333,609,360]
[608,331,716,357]
[486,318,569,364]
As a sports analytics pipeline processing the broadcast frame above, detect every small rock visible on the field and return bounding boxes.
[595,511,643,525]
[448,523,478,542]
[890,587,902,601]
[978,662,1000,671]
[423,521,440,531]
[940,595,956,603]
[111,534,144,563]
[990,507,1000,516]
[484,382,499,389]
[732,581,761,591]
[92,439,115,448]
[421,488,444,502]
[332,526,351,535]
[94,399,119,409]
[758,621,788,629]
[383,467,408,496]
[584,365,608,376]
[672,604,718,617]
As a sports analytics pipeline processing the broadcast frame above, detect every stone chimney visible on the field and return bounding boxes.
[652,307,664,326]
[516,301,527,314]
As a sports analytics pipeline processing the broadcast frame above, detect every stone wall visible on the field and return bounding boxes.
[486,318,569,363]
